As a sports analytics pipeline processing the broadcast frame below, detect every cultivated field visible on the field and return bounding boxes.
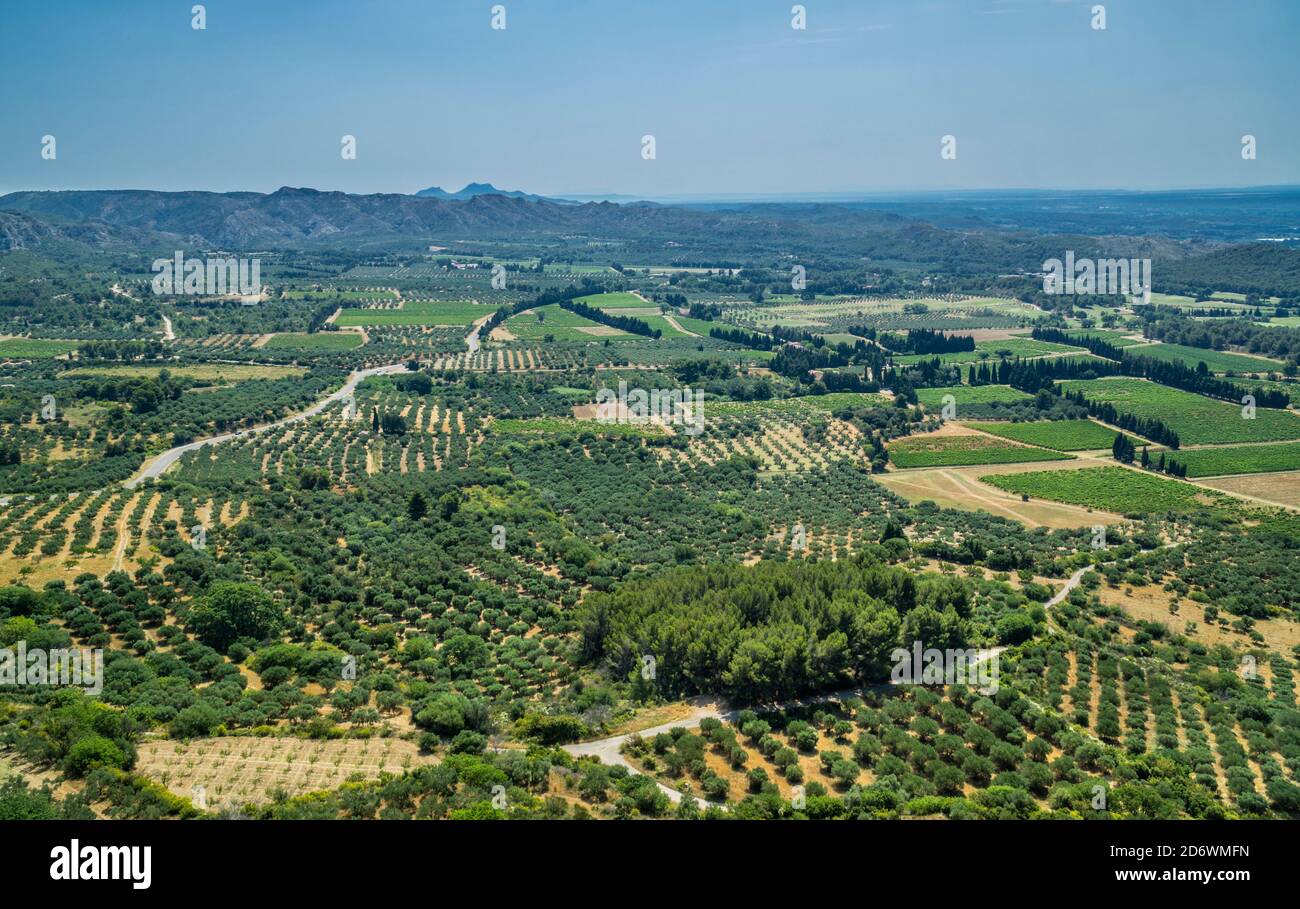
[966,419,1137,451]
[888,432,1072,468]
[1058,377,1300,445]
[982,466,1232,514]
[135,736,433,807]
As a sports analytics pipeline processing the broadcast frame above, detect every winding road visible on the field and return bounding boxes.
[124,316,490,488]
[125,363,409,488]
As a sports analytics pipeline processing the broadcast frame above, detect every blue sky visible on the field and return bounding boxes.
[1,0,1297,196]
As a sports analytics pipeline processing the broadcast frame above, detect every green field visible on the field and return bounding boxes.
[504,304,628,341]
[1165,442,1300,478]
[917,385,1032,409]
[1130,342,1280,374]
[967,419,1138,451]
[576,292,652,309]
[334,301,493,327]
[0,338,80,359]
[1059,377,1300,445]
[895,338,1083,365]
[888,434,1073,468]
[264,332,363,350]
[982,466,1228,514]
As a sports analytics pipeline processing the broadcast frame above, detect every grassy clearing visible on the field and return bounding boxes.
[982,466,1230,514]
[1059,377,1300,445]
[967,419,1137,451]
[888,434,1072,468]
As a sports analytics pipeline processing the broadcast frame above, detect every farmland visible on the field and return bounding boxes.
[966,419,1137,451]
[895,337,1084,365]
[1129,342,1281,374]
[0,338,79,358]
[887,432,1073,468]
[916,385,1032,408]
[263,332,363,350]
[1058,377,1300,445]
[503,304,629,340]
[1165,441,1300,477]
[334,301,495,327]
[982,466,1231,514]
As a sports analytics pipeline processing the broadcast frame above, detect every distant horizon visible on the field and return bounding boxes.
[5,182,1300,202]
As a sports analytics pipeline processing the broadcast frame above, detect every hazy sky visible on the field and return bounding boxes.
[2,0,1298,196]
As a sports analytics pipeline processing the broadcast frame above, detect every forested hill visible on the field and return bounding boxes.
[0,187,1206,271]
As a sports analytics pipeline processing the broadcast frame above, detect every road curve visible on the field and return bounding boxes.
[563,648,1006,806]
[125,363,409,488]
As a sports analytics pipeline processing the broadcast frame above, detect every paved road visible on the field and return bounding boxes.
[124,363,408,488]
[465,314,491,354]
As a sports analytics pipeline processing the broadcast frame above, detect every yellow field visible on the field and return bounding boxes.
[135,736,433,808]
